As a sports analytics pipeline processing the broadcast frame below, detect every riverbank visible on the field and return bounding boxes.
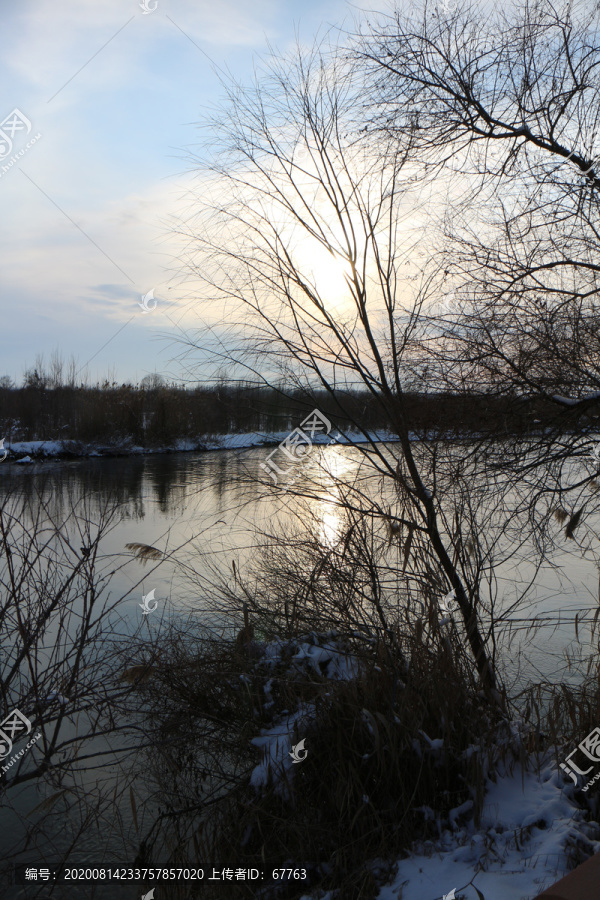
[0,430,401,463]
[244,635,600,900]
[144,620,600,900]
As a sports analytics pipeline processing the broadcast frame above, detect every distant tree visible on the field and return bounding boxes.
[48,348,64,389]
[22,368,46,390]
[66,354,78,389]
[140,373,166,390]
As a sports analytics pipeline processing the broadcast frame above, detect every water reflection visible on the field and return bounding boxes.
[318,504,344,548]
[0,450,269,527]
[1,444,599,896]
[307,444,361,549]
[0,446,597,677]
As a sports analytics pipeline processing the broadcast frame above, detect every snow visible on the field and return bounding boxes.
[204,429,399,451]
[250,705,313,795]
[249,633,360,795]
[2,427,530,464]
[552,395,582,406]
[288,639,360,680]
[361,764,599,900]
[552,392,600,406]
[0,430,401,462]
[9,441,61,455]
[44,692,69,705]
[252,634,599,900]
[248,634,600,900]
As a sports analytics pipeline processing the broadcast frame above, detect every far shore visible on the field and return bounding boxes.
[0,430,402,463]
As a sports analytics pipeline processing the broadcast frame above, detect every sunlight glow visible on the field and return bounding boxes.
[295,242,354,311]
[312,445,357,549]
[318,504,343,549]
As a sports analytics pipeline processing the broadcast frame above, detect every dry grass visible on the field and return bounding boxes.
[125,542,163,562]
[129,621,600,900]
[132,615,507,900]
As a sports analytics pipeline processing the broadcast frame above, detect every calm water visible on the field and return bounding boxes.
[0,445,598,896]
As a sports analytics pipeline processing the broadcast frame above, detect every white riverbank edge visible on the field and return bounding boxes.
[0,430,402,462]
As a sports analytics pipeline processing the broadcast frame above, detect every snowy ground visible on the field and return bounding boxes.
[247,634,600,900]
[249,633,360,796]
[293,763,600,900]
[368,764,600,900]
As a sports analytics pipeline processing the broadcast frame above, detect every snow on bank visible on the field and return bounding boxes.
[248,640,600,900]
[302,763,600,900]
[2,440,64,458]
[249,633,360,796]
[250,704,313,795]
[0,438,202,461]
[0,430,400,463]
[205,429,399,451]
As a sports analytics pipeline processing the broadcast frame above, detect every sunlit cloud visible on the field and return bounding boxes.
[0,0,393,382]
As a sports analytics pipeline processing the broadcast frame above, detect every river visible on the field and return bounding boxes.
[0,443,597,897]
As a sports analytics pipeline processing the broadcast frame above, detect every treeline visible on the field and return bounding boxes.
[1,380,381,444]
[0,376,594,446]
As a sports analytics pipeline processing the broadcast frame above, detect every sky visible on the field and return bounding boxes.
[0,0,380,386]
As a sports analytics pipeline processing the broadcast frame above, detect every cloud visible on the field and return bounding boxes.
[5,0,282,101]
[0,0,376,381]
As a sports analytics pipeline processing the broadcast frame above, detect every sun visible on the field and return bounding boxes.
[295,241,354,311]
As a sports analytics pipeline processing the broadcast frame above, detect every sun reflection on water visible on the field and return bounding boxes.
[318,505,343,548]
[311,443,357,548]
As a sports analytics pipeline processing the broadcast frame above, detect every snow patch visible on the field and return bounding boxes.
[373,763,600,900]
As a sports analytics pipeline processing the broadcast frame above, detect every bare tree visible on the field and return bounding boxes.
[140,373,166,390]
[0,488,169,883]
[48,348,65,389]
[66,354,78,389]
[358,0,600,583]
[361,0,600,398]
[180,43,502,695]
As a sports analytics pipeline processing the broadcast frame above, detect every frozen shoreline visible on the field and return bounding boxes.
[0,430,401,463]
